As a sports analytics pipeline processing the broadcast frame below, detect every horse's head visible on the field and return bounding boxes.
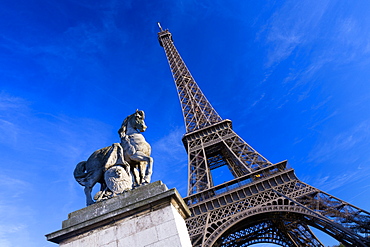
[131,109,147,132]
[118,110,148,137]
[125,110,147,132]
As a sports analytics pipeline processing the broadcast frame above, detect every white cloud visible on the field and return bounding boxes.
[0,92,30,147]
[303,120,370,195]
[311,171,360,193]
[249,93,265,109]
[0,1,129,82]
[0,224,26,247]
[151,127,188,195]
[0,92,29,110]
[0,175,33,247]
[0,92,113,163]
[260,1,330,67]
[308,111,338,130]
[0,90,119,246]
[348,184,370,201]
[336,17,370,56]
[152,127,186,163]
[0,175,31,198]
[0,119,19,147]
[309,120,370,164]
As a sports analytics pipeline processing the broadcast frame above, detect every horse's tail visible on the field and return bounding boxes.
[74,161,87,186]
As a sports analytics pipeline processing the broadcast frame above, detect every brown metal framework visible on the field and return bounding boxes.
[157,25,370,247]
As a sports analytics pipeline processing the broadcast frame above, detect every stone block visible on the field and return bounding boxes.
[96,225,117,245]
[146,235,185,247]
[115,216,136,239]
[134,226,159,246]
[150,205,176,225]
[156,219,179,239]
[135,213,154,232]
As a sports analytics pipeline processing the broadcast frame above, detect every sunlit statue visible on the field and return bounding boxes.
[118,109,153,186]
[73,110,153,206]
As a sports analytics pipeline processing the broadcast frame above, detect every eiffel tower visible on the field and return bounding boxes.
[157,24,370,247]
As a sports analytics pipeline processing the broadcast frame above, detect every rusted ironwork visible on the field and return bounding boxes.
[157,24,370,247]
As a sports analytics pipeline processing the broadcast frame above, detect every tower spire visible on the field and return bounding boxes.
[157,22,163,31]
[157,26,222,133]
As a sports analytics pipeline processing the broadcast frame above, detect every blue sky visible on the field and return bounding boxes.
[1,0,370,246]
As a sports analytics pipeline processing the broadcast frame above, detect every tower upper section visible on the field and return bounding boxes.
[157,25,222,133]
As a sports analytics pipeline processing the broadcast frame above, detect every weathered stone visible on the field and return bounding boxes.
[46,181,192,247]
[104,165,132,195]
[73,110,153,206]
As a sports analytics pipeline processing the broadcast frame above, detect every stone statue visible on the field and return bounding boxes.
[118,109,153,186]
[73,110,153,206]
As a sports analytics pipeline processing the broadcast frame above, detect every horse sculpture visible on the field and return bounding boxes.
[118,109,153,186]
[73,110,153,206]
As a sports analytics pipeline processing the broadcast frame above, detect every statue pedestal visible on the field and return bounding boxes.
[46,181,192,247]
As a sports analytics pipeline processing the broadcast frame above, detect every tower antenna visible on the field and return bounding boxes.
[157,22,163,31]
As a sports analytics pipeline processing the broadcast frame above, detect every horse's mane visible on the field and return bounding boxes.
[118,115,129,138]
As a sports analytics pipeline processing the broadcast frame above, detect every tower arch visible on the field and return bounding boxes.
[208,207,361,247]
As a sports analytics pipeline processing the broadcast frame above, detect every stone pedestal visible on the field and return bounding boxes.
[46,181,192,247]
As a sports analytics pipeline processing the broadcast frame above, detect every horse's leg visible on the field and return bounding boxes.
[130,164,140,188]
[135,162,144,185]
[129,151,153,184]
[138,162,147,184]
[98,181,107,198]
[100,182,105,191]
[144,158,153,183]
[84,185,95,206]
[84,166,104,206]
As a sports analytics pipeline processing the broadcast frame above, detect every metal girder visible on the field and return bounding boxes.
[280,220,324,246]
[158,29,222,133]
[157,25,370,247]
[183,120,272,195]
[215,219,325,247]
[183,173,370,246]
[216,220,295,247]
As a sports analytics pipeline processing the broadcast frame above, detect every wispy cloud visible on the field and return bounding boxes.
[249,93,265,109]
[0,92,112,162]
[0,1,128,82]
[151,127,188,195]
[303,120,370,195]
[0,224,27,247]
[335,17,370,59]
[308,110,338,130]
[259,1,330,67]
[0,175,31,198]
[308,170,363,193]
[152,127,186,163]
[0,90,119,245]
[0,119,18,147]
[308,120,370,164]
[0,173,33,247]
[0,92,29,110]
[0,92,30,147]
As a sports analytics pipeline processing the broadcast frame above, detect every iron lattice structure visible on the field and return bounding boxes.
[157,25,370,247]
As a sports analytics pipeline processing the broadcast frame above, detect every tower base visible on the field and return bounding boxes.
[46,181,192,247]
